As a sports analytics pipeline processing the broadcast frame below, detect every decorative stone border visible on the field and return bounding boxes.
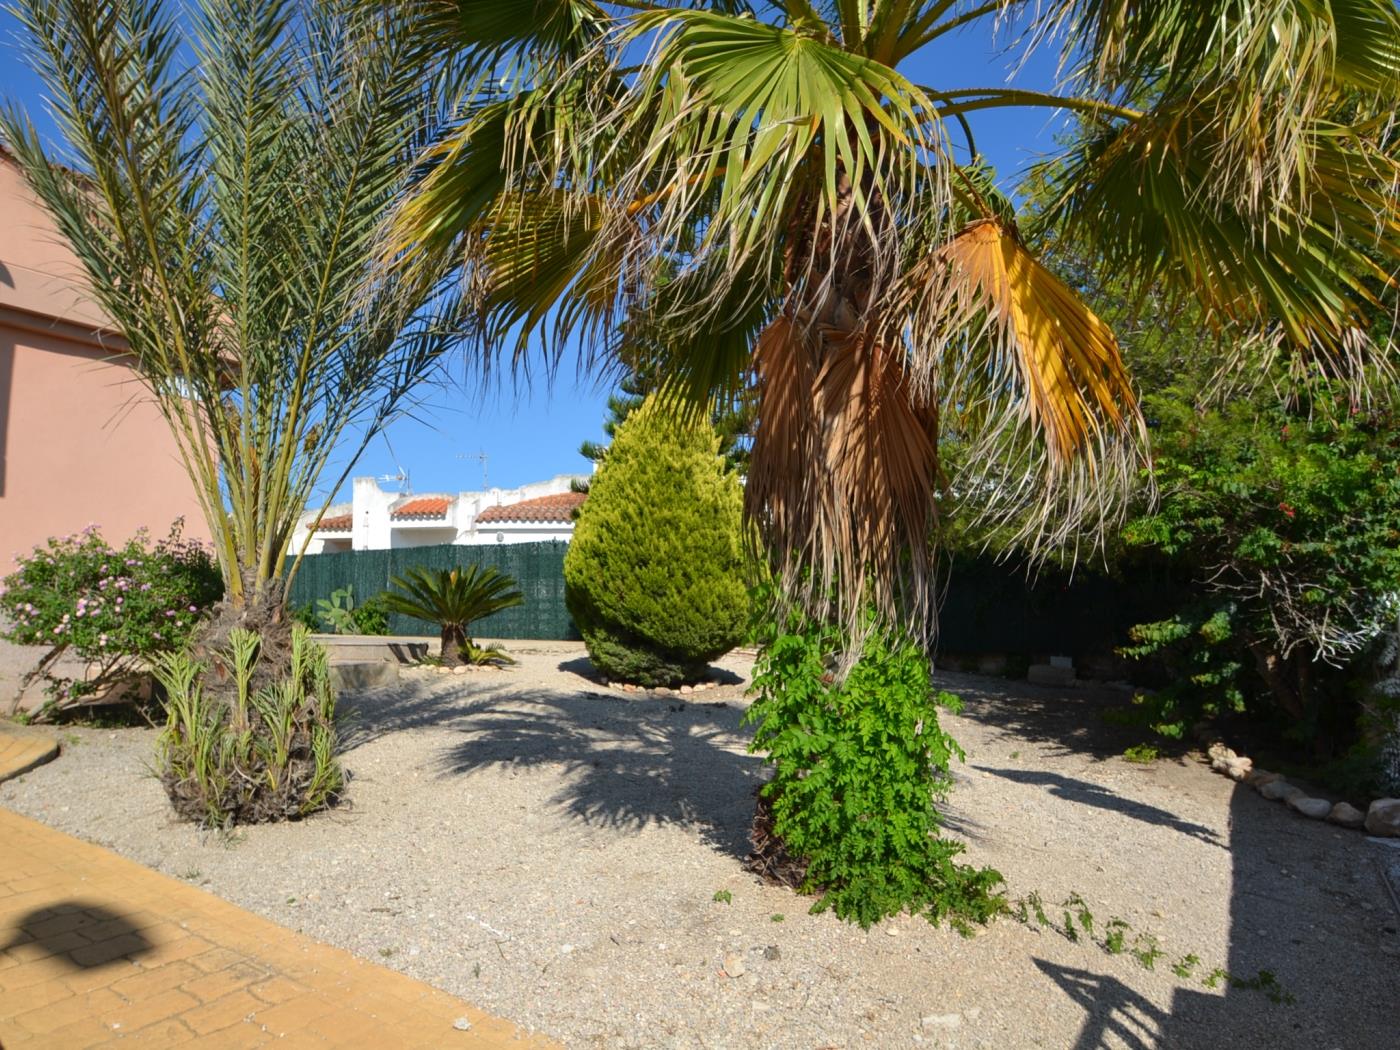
[602,679,724,697]
[1204,741,1399,837]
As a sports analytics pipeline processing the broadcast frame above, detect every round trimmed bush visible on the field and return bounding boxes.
[565,396,749,686]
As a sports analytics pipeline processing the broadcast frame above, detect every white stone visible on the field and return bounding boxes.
[1288,796,1331,820]
[1327,802,1366,829]
[1364,798,1400,837]
[1259,779,1303,803]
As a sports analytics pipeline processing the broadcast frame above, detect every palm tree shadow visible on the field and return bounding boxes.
[974,766,1224,847]
[435,687,765,859]
[1,902,153,969]
[1033,959,1170,1050]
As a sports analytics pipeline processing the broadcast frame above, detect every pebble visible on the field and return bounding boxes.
[921,1013,961,1030]
[453,1018,472,1031]
[722,951,746,978]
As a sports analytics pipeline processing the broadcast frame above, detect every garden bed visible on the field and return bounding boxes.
[2,646,1395,1048]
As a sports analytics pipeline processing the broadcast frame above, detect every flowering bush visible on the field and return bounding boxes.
[1,522,222,719]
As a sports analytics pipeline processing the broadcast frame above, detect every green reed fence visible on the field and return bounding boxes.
[287,541,576,639]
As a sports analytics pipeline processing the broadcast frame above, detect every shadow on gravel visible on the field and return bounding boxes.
[1,902,152,968]
[936,671,1174,762]
[1041,782,1400,1049]
[975,766,1224,848]
[1034,959,1167,1049]
[435,687,764,860]
[555,655,746,688]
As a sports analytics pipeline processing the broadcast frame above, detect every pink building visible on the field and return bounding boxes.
[0,149,208,566]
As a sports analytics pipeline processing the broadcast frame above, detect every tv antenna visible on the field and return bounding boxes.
[378,433,411,494]
[457,449,489,489]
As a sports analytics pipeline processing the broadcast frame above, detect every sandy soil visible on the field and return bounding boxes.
[3,642,1397,1049]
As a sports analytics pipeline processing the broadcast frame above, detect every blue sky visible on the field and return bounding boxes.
[1,5,1070,505]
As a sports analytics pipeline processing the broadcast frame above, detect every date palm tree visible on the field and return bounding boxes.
[386,0,1400,637]
[0,0,465,631]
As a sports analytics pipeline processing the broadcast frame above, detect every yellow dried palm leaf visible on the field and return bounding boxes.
[936,219,1140,468]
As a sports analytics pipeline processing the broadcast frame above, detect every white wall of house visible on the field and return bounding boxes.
[291,473,587,555]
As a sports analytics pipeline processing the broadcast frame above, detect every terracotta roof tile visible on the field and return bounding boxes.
[315,513,353,532]
[476,491,586,525]
[391,496,453,520]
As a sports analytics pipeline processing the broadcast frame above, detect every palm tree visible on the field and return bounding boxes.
[381,565,524,666]
[385,0,1400,637]
[0,0,464,636]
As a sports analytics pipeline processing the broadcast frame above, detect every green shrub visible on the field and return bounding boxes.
[380,565,523,666]
[1120,382,1400,751]
[745,615,1006,930]
[155,625,342,827]
[565,396,749,686]
[1,522,222,720]
[312,585,389,636]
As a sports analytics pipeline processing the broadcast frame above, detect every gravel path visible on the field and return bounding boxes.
[3,644,1396,1049]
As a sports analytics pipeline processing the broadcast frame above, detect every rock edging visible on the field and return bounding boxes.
[1203,740,1399,837]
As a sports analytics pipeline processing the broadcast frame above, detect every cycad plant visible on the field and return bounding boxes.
[386,0,1400,637]
[381,565,524,666]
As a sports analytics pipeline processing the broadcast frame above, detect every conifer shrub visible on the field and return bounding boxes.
[565,396,749,687]
[745,614,1006,929]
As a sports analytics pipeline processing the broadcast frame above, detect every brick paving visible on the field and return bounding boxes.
[0,731,58,785]
[0,809,558,1048]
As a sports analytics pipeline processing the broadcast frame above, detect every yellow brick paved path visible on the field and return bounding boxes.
[0,731,58,785]
[0,809,558,1048]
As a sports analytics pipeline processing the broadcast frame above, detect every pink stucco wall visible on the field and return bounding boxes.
[0,152,210,566]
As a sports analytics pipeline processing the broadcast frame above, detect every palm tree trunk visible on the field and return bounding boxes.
[440,625,467,666]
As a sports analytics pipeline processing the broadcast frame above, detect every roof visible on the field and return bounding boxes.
[476,491,586,525]
[315,513,353,532]
[390,496,453,520]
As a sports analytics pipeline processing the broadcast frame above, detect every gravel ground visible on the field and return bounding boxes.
[3,643,1397,1049]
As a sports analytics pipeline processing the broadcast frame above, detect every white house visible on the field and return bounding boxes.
[292,474,588,554]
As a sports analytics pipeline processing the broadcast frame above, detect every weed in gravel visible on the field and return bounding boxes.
[1172,954,1201,979]
[178,868,201,881]
[1013,892,1293,1004]
[379,947,395,958]
[713,890,732,905]
[771,913,785,922]
[1122,744,1160,764]
[1131,933,1164,970]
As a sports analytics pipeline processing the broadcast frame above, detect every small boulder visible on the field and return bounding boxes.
[1364,798,1400,837]
[1260,780,1304,803]
[1327,802,1366,829]
[1288,796,1331,820]
[1207,742,1236,764]
[1223,758,1253,782]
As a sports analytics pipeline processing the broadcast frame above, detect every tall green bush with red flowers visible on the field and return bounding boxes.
[1,523,222,720]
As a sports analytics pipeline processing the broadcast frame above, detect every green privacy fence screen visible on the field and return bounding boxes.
[287,542,577,639]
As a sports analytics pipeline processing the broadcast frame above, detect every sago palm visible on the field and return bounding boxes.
[381,565,524,665]
[0,0,465,630]
[386,0,1400,637]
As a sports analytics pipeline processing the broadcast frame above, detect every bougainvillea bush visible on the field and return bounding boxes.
[1,522,222,720]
